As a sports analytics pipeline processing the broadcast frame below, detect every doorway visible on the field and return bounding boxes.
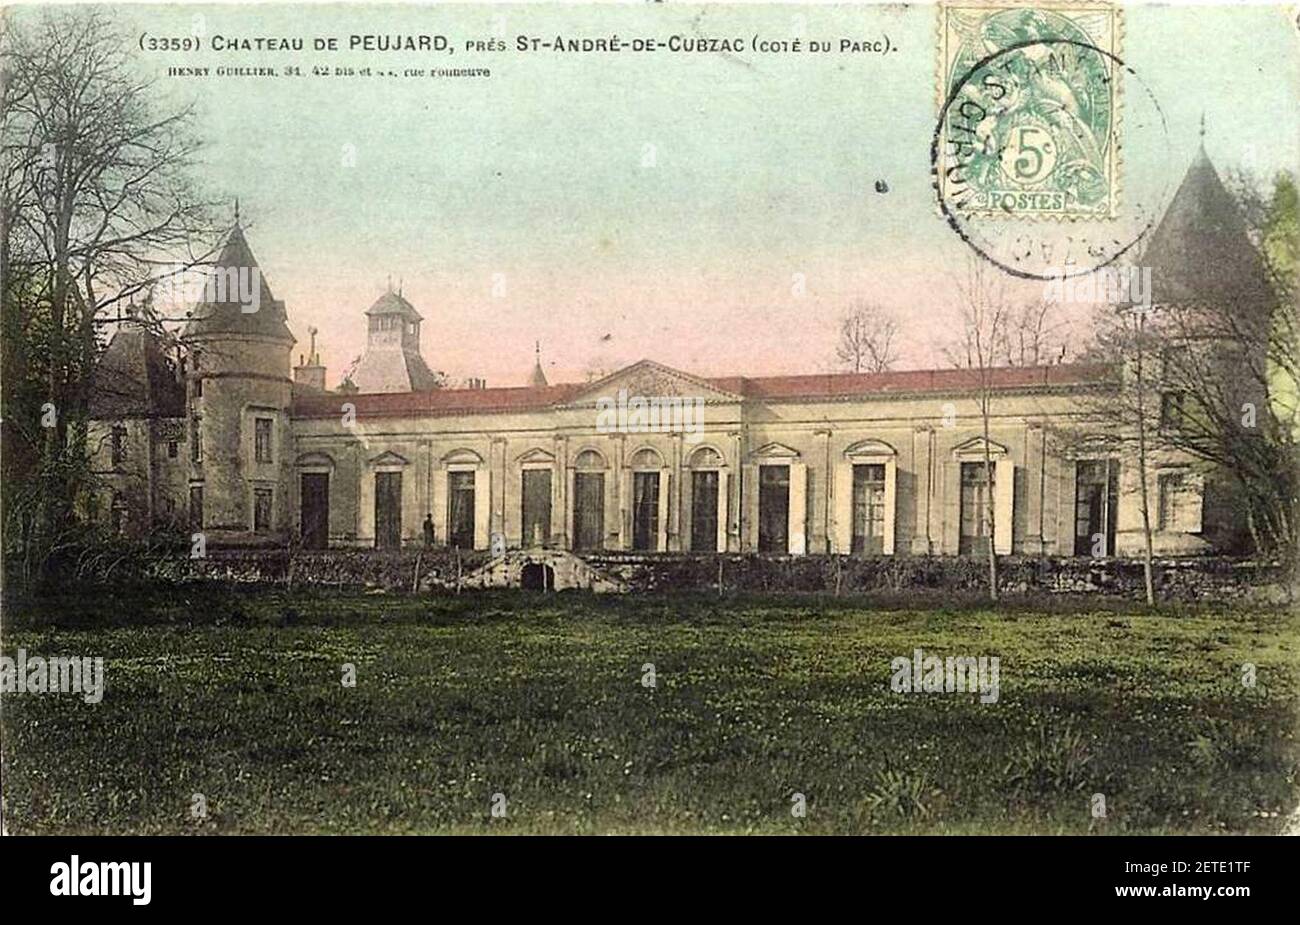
[758,465,790,553]
[573,471,605,551]
[691,470,719,552]
[300,475,329,549]
[521,469,552,547]
[375,471,402,549]
[1074,460,1119,556]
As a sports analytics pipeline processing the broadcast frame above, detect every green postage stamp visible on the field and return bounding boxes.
[937,2,1123,219]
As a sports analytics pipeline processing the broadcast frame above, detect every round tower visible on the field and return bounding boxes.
[1116,136,1279,555]
[181,217,295,543]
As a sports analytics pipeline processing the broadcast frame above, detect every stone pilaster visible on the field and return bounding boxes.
[911,425,934,555]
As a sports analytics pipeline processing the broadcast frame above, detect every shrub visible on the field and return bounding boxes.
[859,766,938,822]
[1004,720,1094,794]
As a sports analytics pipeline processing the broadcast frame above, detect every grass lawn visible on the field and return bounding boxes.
[2,587,1297,834]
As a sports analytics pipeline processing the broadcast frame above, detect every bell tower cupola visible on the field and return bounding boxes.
[348,280,441,393]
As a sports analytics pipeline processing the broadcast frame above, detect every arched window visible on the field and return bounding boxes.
[689,446,724,469]
[629,447,663,470]
[574,449,607,470]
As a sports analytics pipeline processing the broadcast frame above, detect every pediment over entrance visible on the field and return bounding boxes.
[749,441,800,460]
[516,447,556,465]
[950,436,1008,459]
[367,450,410,468]
[565,359,742,405]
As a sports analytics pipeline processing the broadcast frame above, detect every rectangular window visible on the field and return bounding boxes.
[632,471,660,551]
[690,470,719,553]
[1159,391,1185,431]
[253,487,273,533]
[189,484,203,531]
[193,377,203,399]
[1157,471,1196,531]
[758,465,790,553]
[168,440,179,459]
[448,470,476,549]
[959,461,994,557]
[111,426,126,466]
[190,416,202,463]
[254,418,273,463]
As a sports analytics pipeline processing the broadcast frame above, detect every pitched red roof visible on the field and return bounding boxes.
[714,363,1112,400]
[292,362,1111,420]
[293,382,585,418]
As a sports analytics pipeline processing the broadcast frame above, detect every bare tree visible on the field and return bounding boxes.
[998,298,1073,367]
[945,259,1008,602]
[1139,171,1295,586]
[1,7,221,568]
[836,300,899,374]
[1060,308,1158,604]
[583,357,616,383]
[1155,299,1297,572]
[1129,311,1159,606]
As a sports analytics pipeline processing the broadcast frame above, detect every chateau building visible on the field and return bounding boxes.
[88,146,1272,559]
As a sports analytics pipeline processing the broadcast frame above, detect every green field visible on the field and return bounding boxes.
[2,588,1297,834]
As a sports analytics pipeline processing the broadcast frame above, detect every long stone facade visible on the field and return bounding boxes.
[87,145,1269,561]
[291,360,1150,556]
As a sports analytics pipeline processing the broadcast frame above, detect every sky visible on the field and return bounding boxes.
[33,2,1300,386]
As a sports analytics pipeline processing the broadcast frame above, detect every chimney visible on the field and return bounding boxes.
[294,361,327,391]
[293,327,327,390]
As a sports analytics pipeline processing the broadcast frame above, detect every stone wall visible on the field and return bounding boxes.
[582,553,1289,601]
[86,547,489,591]
[43,545,1292,602]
